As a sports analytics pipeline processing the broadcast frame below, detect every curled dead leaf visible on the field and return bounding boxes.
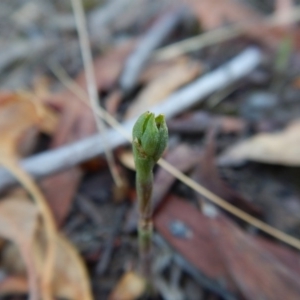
[0,93,40,157]
[0,194,92,300]
[0,92,58,157]
[219,120,300,166]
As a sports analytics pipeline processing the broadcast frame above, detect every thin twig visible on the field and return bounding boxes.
[71,0,122,187]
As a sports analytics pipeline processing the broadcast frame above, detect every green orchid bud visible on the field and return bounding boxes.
[132,111,168,165]
[132,112,168,279]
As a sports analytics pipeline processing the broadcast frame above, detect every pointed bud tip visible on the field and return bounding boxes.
[155,114,165,126]
[132,111,168,163]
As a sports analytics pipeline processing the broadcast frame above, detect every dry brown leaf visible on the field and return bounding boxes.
[219,119,300,166]
[55,236,92,300]
[0,197,40,300]
[109,271,146,300]
[33,234,93,300]
[0,92,58,156]
[0,161,57,300]
[0,92,41,157]
[212,216,300,300]
[0,92,61,299]
[0,68,92,300]
[154,196,236,293]
[139,56,191,83]
[155,196,300,299]
[0,196,92,300]
[40,169,82,226]
[0,90,60,298]
[125,58,202,119]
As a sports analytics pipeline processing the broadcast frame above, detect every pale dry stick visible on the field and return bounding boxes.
[154,6,300,61]
[0,47,261,190]
[50,58,300,251]
[1,160,56,300]
[71,0,123,188]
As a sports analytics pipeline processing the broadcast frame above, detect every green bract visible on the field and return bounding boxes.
[132,111,168,164]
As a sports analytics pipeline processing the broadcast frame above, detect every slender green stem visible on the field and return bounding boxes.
[136,167,153,277]
[132,111,168,281]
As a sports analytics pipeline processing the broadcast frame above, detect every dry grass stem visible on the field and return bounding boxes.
[71,0,123,188]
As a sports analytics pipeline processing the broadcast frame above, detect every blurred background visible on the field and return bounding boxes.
[0,0,300,299]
